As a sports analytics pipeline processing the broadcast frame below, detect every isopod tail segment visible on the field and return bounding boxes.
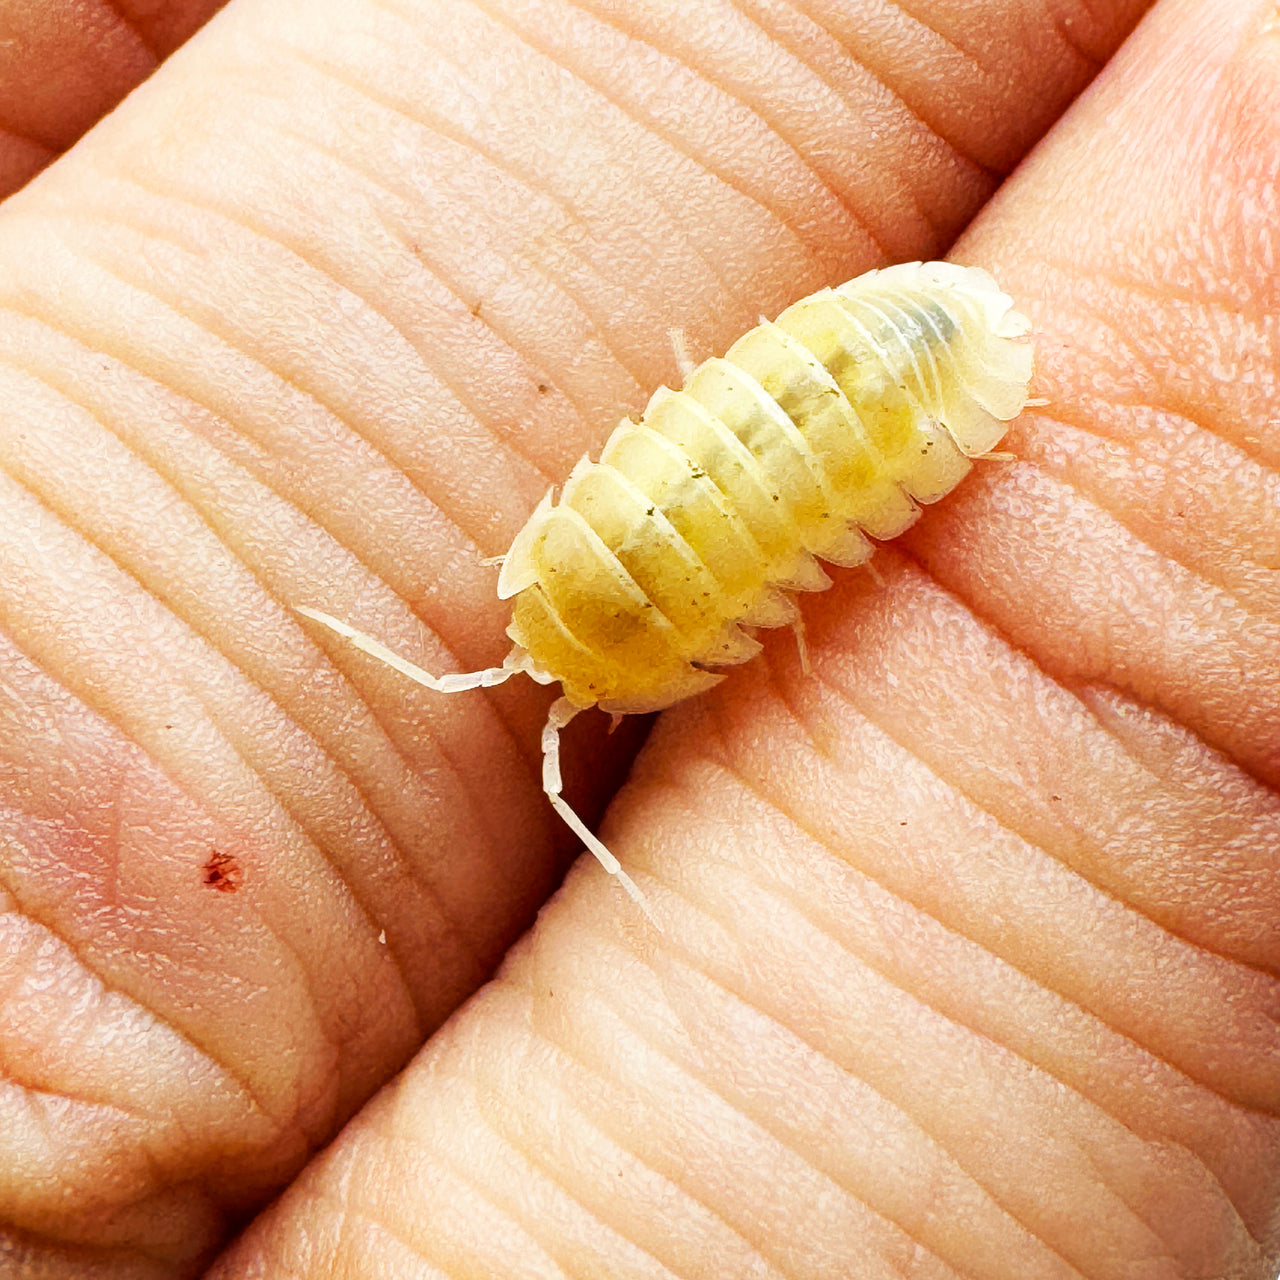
[294,605,659,923]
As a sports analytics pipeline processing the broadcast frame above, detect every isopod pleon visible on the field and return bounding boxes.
[300,260,1034,917]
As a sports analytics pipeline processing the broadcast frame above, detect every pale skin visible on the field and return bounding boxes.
[0,0,1277,1277]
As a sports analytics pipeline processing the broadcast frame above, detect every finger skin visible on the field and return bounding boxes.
[0,0,1152,1272]
[0,0,228,197]
[211,0,1280,1276]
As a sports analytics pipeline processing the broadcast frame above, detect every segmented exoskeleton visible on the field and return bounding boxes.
[300,260,1034,917]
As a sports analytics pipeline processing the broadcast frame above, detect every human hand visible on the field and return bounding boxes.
[1,0,1276,1276]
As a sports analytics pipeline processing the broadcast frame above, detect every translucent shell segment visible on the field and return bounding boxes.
[503,261,1033,713]
[726,320,917,542]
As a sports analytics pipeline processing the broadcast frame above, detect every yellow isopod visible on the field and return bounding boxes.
[300,260,1034,917]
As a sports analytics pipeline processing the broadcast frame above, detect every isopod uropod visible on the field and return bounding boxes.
[300,260,1034,917]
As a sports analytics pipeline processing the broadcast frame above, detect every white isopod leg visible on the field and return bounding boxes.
[790,613,811,676]
[296,606,518,693]
[668,326,697,383]
[300,606,657,923]
[541,697,658,925]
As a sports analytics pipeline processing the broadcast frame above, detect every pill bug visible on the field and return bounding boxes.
[300,260,1034,917]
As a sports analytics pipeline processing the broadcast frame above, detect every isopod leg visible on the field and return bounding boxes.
[296,606,517,693]
[668,326,696,383]
[540,697,658,925]
[791,614,811,677]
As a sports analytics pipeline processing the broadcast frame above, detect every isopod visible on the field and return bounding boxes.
[300,260,1034,917]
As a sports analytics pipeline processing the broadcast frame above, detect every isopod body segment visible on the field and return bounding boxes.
[496,260,1033,714]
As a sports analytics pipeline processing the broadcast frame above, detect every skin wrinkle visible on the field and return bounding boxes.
[1023,408,1280,620]
[300,3,712,323]
[0,921,294,1203]
[376,0,762,321]
[602,969,1072,1280]
[1096,381,1280,494]
[551,922,999,1280]
[0,308,530,920]
[757,9,992,202]
[524,954,1003,1280]
[0,796,277,1141]
[465,0,851,269]
[806,558,1280,979]
[770,0,1002,184]
[1045,392,1280,492]
[368,1077,578,1280]
[310,1179,457,1280]
[0,1225,163,1274]
[464,1072,681,1278]
[741,659,1280,1118]
[599,836,1228,1275]
[1064,1131,1263,1265]
[585,851,1088,1276]
[465,0,834,272]
[911,367,1280,793]
[1058,1121,1263,1266]
[506,1021,787,1278]
[258,127,620,519]
[302,0,768,357]
[243,129,571,504]
[0,356,525,1019]
[1053,686,1280,981]
[0,1012,152,1123]
[3,208,471,557]
[556,0,918,257]
[268,120,563,494]
[268,102,599,450]
[4,208,529,689]
[4,1071,148,1129]
[14,1208,208,1276]
[96,0,158,62]
[1042,0,1108,72]
[277,36,658,415]
[498,966,815,1278]
[0,130,55,178]
[0,828,307,1141]
[0,649,318,1128]
[0,115,43,151]
[467,1051,791,1280]
[1075,682,1267,803]
[66,173,539,571]
[673,682,1270,1139]
[505,963,801,1276]
[941,462,1280,790]
[877,0,990,71]
[1032,261,1279,465]
[0,356,465,1016]
[1082,259,1275,325]
[0,529,408,1144]
[0,231,530,937]
[15,1093,169,1250]
[790,0,1004,175]
[58,168,555,602]
[1026,388,1280,515]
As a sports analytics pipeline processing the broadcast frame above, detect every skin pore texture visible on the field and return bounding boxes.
[0,0,1277,1276]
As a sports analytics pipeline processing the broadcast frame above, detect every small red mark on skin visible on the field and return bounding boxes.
[204,849,243,893]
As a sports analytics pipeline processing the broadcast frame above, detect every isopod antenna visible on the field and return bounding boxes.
[295,606,656,920]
